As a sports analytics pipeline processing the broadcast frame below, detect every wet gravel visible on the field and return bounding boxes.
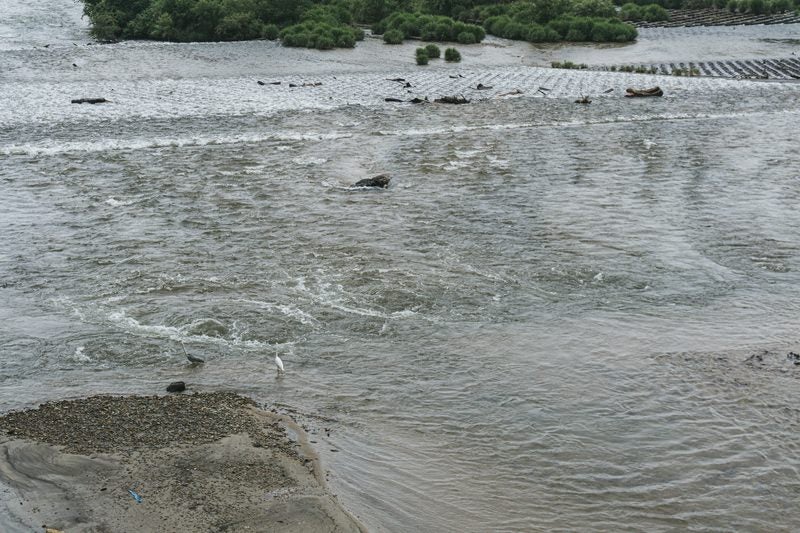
[0,392,289,455]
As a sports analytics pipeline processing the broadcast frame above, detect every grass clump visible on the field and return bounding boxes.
[616,64,658,73]
[671,66,700,76]
[424,43,441,58]
[444,47,461,62]
[551,60,588,69]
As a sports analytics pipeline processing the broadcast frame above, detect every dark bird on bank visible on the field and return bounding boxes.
[182,343,205,364]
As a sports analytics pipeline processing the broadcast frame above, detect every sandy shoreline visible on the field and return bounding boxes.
[0,392,365,533]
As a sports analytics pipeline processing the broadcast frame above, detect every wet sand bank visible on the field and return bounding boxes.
[0,392,365,533]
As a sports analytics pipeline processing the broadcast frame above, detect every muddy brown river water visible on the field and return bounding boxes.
[2,1,800,531]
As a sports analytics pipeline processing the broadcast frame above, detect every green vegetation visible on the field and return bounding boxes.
[551,60,588,69]
[415,47,429,64]
[610,0,798,10]
[79,0,646,48]
[671,66,700,75]
[725,0,795,12]
[620,3,670,20]
[444,47,461,62]
[611,64,659,73]
[424,43,441,58]
[383,28,404,44]
[372,12,486,43]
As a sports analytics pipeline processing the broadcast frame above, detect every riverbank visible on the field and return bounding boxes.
[0,392,365,532]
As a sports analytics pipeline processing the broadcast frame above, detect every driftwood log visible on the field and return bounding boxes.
[434,95,470,104]
[625,86,663,97]
[351,175,391,189]
[71,98,108,104]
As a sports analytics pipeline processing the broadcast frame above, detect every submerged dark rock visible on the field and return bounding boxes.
[166,381,186,393]
[351,175,391,189]
[434,95,470,104]
[71,98,108,104]
[625,86,663,97]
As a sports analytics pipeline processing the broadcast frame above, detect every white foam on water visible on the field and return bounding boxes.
[238,298,318,326]
[71,345,91,363]
[105,197,133,207]
[291,156,328,166]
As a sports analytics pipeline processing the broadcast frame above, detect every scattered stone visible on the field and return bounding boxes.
[351,175,391,189]
[625,86,664,97]
[434,95,470,104]
[166,381,186,393]
[71,98,108,104]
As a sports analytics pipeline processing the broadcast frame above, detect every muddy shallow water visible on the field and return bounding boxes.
[2,2,800,531]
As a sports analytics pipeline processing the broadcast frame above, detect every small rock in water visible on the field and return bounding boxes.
[351,175,391,189]
[166,381,186,393]
[71,98,108,104]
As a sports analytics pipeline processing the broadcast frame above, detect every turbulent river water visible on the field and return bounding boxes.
[2,1,800,531]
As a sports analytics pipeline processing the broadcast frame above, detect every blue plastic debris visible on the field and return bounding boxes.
[128,489,142,503]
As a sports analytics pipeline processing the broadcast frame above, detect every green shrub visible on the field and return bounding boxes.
[444,47,461,62]
[457,31,477,43]
[643,4,670,19]
[620,3,644,19]
[425,43,441,58]
[263,23,279,40]
[571,0,618,17]
[383,28,404,44]
[374,12,485,43]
